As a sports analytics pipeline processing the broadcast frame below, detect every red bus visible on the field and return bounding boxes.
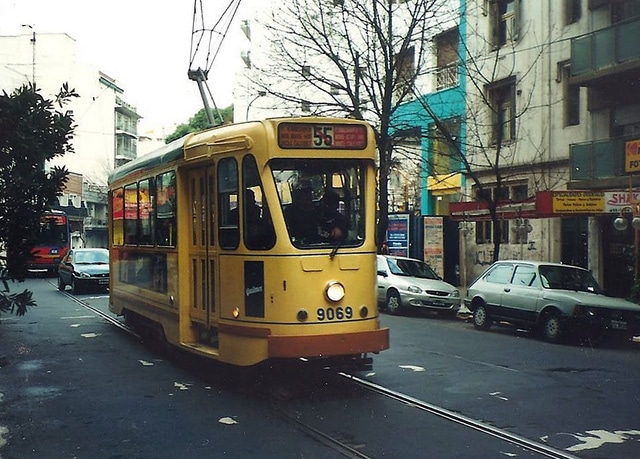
[29,210,71,274]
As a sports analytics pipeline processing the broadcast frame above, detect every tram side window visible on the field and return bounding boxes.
[156,171,177,247]
[218,157,240,249]
[242,155,276,250]
[124,183,138,244]
[138,178,154,245]
[111,188,124,246]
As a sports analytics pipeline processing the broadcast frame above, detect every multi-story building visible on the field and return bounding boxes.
[0,27,140,248]
[0,27,140,184]
[393,2,466,217]
[447,0,640,297]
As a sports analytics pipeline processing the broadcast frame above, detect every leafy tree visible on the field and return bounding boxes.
[0,83,77,316]
[165,106,234,143]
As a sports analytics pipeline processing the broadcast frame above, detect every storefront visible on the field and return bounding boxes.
[450,190,639,298]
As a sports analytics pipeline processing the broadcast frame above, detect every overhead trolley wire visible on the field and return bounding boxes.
[188,0,243,126]
[189,0,243,75]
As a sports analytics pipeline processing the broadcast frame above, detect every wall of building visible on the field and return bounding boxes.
[0,29,137,185]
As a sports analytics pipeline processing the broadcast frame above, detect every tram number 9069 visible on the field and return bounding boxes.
[317,306,353,321]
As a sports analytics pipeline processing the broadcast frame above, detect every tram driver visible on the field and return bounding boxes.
[317,189,348,241]
[285,186,348,244]
[284,185,318,243]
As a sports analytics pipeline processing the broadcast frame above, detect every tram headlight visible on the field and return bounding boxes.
[232,307,240,318]
[325,281,345,303]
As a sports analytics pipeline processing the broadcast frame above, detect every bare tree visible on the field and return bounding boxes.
[391,13,568,261]
[246,0,457,247]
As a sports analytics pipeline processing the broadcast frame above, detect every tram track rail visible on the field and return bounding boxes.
[65,286,578,459]
[58,288,139,338]
[337,371,578,459]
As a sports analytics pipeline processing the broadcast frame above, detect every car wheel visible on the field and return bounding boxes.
[542,313,563,343]
[473,304,492,330]
[57,275,65,291]
[386,291,402,315]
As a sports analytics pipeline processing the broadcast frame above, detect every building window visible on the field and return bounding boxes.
[240,19,251,40]
[564,0,581,25]
[476,221,492,244]
[302,65,311,78]
[612,1,640,24]
[428,118,460,176]
[476,221,509,244]
[434,28,459,91]
[491,0,519,48]
[564,66,580,126]
[510,183,529,202]
[473,181,529,244]
[395,46,415,101]
[487,78,516,144]
[474,182,528,202]
[512,218,530,245]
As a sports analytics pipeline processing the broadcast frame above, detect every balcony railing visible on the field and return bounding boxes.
[83,217,107,230]
[571,18,640,79]
[570,137,627,181]
[434,63,458,91]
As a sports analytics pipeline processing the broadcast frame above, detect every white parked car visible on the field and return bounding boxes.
[465,260,640,343]
[376,255,461,316]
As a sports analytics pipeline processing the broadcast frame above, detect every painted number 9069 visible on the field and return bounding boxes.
[316,306,353,321]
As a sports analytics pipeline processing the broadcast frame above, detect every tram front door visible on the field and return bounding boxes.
[186,167,219,339]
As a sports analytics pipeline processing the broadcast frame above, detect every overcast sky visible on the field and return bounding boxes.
[0,0,243,130]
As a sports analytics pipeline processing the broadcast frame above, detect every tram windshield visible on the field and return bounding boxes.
[271,158,366,249]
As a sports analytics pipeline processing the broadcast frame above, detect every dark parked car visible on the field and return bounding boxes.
[57,248,110,294]
[465,260,640,343]
[377,255,461,316]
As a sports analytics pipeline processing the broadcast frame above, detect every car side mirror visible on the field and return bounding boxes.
[377,270,387,277]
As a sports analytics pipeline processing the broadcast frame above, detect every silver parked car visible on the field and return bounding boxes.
[465,260,640,343]
[57,248,110,294]
[376,255,461,316]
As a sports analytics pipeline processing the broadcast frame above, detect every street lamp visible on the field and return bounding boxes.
[613,178,640,280]
[613,206,640,231]
[245,91,267,121]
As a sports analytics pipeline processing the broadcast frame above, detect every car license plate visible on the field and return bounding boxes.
[611,320,627,330]
[98,279,109,285]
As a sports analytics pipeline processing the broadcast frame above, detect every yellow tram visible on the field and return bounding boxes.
[108,117,389,367]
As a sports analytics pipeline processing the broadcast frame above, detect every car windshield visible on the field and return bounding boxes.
[75,250,109,264]
[388,258,439,280]
[539,265,604,293]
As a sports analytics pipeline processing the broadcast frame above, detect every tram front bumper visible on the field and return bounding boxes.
[268,328,390,358]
